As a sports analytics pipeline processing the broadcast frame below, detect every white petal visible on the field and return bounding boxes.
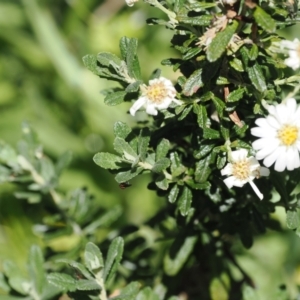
[252,137,279,151]
[155,97,172,110]
[274,150,288,172]
[221,163,233,176]
[259,167,270,177]
[129,97,147,116]
[231,149,248,161]
[223,176,235,188]
[254,139,280,160]
[262,146,284,167]
[286,98,297,114]
[286,148,300,170]
[145,103,158,115]
[249,181,263,200]
[266,115,281,129]
[251,127,276,138]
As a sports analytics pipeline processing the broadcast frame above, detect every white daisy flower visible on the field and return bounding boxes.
[251,98,300,172]
[280,38,300,70]
[221,149,270,200]
[129,77,181,116]
[125,0,138,7]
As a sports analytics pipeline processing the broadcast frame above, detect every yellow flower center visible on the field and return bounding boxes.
[146,82,168,104]
[232,160,250,180]
[277,125,298,146]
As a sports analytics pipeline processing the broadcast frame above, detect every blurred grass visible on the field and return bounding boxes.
[1,0,300,298]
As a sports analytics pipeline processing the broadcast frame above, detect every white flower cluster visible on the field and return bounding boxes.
[130,77,181,116]
[221,149,270,200]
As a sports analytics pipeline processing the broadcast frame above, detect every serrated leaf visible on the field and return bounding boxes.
[93,153,123,170]
[253,6,276,33]
[195,155,212,183]
[182,69,203,96]
[113,282,140,300]
[226,88,245,102]
[193,104,207,128]
[156,139,170,160]
[84,242,104,273]
[152,158,170,173]
[178,186,193,216]
[164,236,197,275]
[103,237,124,283]
[194,144,215,159]
[76,279,101,291]
[114,122,132,139]
[28,245,45,296]
[113,137,138,161]
[115,167,143,183]
[286,210,299,229]
[207,20,239,62]
[247,62,267,93]
[82,54,102,76]
[104,91,127,106]
[168,184,180,203]
[47,273,77,292]
[57,260,93,280]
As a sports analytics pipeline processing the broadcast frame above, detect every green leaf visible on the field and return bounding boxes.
[115,167,143,183]
[178,186,193,216]
[28,245,45,296]
[113,282,140,300]
[195,155,212,183]
[76,279,101,291]
[125,80,142,92]
[253,6,276,33]
[229,58,244,72]
[84,242,104,273]
[212,96,225,118]
[185,179,210,190]
[155,175,169,190]
[247,62,267,93]
[249,44,259,61]
[182,69,203,96]
[93,152,123,170]
[138,128,150,162]
[47,273,77,292]
[57,260,93,280]
[114,121,132,139]
[103,237,124,283]
[168,184,180,203]
[170,152,185,177]
[207,20,239,62]
[55,150,72,176]
[177,15,212,26]
[193,104,207,128]
[114,137,138,161]
[203,128,220,139]
[156,138,170,160]
[226,88,245,102]
[137,287,160,300]
[97,52,122,67]
[164,236,197,275]
[124,37,142,80]
[104,91,127,106]
[152,158,170,173]
[286,210,299,229]
[82,54,102,76]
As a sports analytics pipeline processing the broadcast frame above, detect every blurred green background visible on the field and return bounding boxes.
[1,0,300,299]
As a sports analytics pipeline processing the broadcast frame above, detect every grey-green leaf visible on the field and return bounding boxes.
[114,137,138,161]
[47,273,77,292]
[156,139,170,160]
[226,88,245,103]
[104,91,127,106]
[93,152,123,170]
[28,245,45,296]
[114,121,132,139]
[84,242,104,273]
[286,210,299,229]
[112,281,140,300]
[168,184,180,203]
[114,167,143,183]
[207,20,239,62]
[152,158,171,173]
[164,236,197,276]
[82,54,102,76]
[76,279,101,291]
[253,6,276,33]
[247,62,267,93]
[182,69,203,96]
[138,128,150,162]
[103,237,124,283]
[178,186,193,216]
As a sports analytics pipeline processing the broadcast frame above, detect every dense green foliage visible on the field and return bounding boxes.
[2,0,300,299]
